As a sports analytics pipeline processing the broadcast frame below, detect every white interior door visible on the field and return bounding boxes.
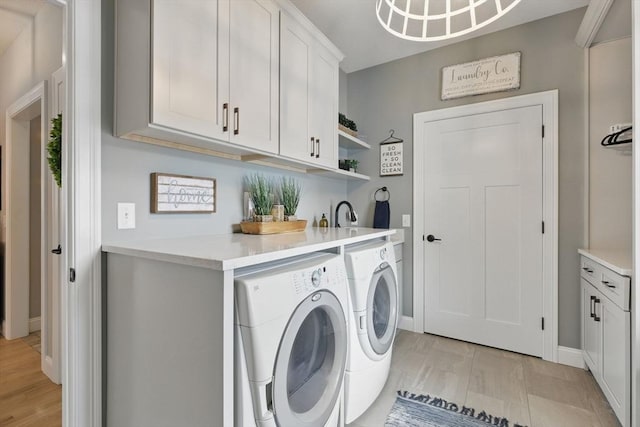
[40,67,64,384]
[421,105,544,357]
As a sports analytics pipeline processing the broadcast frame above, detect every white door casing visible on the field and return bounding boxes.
[413,91,558,362]
[4,82,47,341]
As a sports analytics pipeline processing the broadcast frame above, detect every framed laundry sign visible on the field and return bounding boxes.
[380,141,403,176]
[151,173,216,213]
[441,52,521,100]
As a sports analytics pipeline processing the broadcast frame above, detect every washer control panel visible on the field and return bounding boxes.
[292,259,345,295]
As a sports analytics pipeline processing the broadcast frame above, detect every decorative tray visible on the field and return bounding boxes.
[240,220,307,235]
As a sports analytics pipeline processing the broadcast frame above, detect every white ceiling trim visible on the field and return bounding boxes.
[575,0,614,47]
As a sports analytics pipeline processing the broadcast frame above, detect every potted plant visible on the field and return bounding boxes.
[280,177,302,221]
[347,159,359,173]
[338,113,358,137]
[245,173,274,222]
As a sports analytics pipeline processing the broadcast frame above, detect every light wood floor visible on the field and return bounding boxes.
[350,330,620,427]
[0,333,62,426]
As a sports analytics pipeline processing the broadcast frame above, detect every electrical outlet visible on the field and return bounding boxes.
[402,214,411,227]
[117,203,136,229]
[609,123,632,134]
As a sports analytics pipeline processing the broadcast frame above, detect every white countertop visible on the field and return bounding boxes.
[103,227,395,271]
[578,248,632,277]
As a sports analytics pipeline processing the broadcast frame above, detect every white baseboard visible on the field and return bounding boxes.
[29,317,41,333]
[557,346,586,369]
[398,315,414,331]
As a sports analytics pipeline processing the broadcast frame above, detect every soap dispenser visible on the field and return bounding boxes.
[319,213,329,228]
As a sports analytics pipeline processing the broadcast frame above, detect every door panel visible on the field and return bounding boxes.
[422,105,543,356]
[310,48,338,168]
[229,0,279,153]
[279,13,312,162]
[582,279,600,372]
[152,0,226,139]
[601,296,629,418]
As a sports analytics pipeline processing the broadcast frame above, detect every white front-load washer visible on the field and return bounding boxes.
[343,240,398,423]
[234,253,350,427]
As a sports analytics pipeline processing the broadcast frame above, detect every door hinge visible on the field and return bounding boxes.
[541,317,545,330]
[69,268,76,283]
[542,221,545,234]
[542,125,545,138]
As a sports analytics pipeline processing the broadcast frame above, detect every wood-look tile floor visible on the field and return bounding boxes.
[349,330,620,427]
[0,333,61,426]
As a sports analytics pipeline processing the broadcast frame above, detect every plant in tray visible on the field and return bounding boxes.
[245,173,274,222]
[280,177,302,221]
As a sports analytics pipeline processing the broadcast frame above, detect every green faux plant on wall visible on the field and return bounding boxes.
[47,113,62,188]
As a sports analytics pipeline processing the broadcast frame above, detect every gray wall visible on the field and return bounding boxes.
[345,8,588,348]
[589,37,632,250]
[101,0,347,243]
[29,117,41,319]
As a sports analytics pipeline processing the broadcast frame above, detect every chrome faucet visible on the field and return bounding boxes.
[335,201,357,228]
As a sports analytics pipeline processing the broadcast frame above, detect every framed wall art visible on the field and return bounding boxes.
[151,172,216,213]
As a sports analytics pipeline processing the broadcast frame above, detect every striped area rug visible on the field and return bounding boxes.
[385,391,528,427]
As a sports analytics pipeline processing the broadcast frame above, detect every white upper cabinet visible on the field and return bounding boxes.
[280,11,340,169]
[115,0,343,173]
[228,0,279,153]
[117,0,279,155]
[152,0,227,141]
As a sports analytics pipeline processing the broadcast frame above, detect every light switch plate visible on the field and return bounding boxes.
[117,203,136,230]
[402,214,411,227]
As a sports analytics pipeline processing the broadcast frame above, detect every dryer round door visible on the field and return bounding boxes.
[366,263,398,355]
[272,290,347,427]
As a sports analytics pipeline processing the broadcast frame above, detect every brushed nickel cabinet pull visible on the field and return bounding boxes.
[234,107,239,135]
[223,103,229,132]
[594,298,601,322]
[590,295,595,318]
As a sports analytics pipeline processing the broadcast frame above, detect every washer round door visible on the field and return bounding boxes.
[366,263,398,355]
[272,290,348,427]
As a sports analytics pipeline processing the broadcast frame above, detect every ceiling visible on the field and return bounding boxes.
[0,0,46,57]
[290,0,591,73]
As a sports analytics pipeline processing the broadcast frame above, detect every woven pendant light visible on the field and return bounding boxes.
[376,0,522,42]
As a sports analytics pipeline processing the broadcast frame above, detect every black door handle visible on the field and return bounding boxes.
[426,235,441,242]
[51,244,62,255]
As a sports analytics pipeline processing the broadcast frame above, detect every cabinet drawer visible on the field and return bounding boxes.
[580,256,630,311]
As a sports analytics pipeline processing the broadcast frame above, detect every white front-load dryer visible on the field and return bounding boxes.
[234,253,349,427]
[343,240,398,423]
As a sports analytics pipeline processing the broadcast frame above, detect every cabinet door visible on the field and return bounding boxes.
[279,13,313,162]
[581,279,601,374]
[600,297,630,425]
[309,46,339,169]
[229,0,279,153]
[152,0,228,140]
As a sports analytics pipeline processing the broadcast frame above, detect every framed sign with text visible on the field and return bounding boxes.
[380,141,403,176]
[151,172,216,213]
[441,52,521,100]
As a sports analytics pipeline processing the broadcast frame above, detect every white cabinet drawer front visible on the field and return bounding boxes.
[579,256,630,311]
[580,257,599,282]
[600,270,630,311]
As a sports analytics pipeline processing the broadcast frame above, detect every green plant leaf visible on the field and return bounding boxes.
[47,113,62,188]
